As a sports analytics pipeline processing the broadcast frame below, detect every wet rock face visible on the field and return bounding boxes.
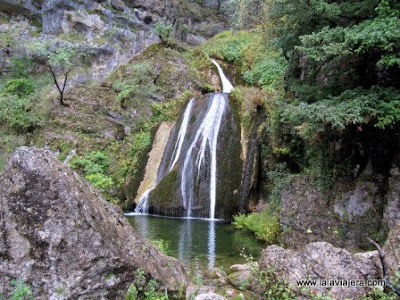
[0,147,186,299]
[259,242,379,300]
[149,94,242,219]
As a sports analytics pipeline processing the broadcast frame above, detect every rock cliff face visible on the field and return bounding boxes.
[383,220,400,277]
[0,147,186,299]
[279,145,400,250]
[0,0,227,80]
[279,176,385,250]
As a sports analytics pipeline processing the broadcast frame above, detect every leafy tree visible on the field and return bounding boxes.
[263,0,400,126]
[29,42,82,106]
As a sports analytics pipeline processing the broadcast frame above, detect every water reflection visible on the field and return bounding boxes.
[178,218,193,262]
[208,221,216,269]
[126,215,264,271]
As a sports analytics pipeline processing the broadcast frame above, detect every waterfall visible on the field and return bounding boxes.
[168,98,194,172]
[134,59,238,219]
[134,188,153,214]
[181,94,227,219]
[211,59,234,94]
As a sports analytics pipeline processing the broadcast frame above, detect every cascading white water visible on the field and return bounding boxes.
[162,59,234,219]
[181,94,227,219]
[169,98,194,172]
[211,59,234,93]
[132,59,235,219]
[134,188,153,214]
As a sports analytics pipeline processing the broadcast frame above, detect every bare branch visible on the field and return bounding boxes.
[368,237,400,296]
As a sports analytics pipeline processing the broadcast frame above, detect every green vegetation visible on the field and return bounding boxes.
[233,209,280,243]
[202,30,287,92]
[0,279,34,300]
[0,56,50,172]
[150,239,169,255]
[125,269,169,300]
[69,151,116,201]
[153,22,173,44]
[28,42,84,105]
[241,252,296,299]
[218,0,400,206]
[0,57,46,134]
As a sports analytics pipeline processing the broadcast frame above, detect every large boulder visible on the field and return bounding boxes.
[258,242,379,299]
[0,147,187,299]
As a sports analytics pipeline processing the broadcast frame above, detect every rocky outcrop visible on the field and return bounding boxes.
[259,242,379,299]
[383,221,400,277]
[194,292,227,300]
[0,0,227,79]
[125,122,174,206]
[279,175,386,250]
[383,152,400,229]
[0,147,186,299]
[227,264,252,290]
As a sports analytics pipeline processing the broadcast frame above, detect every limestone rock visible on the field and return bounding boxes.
[258,242,379,299]
[0,147,187,299]
[279,176,384,250]
[227,270,252,291]
[207,268,228,287]
[227,264,251,275]
[383,221,400,277]
[383,153,400,229]
[194,292,227,300]
[129,122,174,206]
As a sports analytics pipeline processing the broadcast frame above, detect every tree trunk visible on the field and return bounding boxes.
[48,65,70,106]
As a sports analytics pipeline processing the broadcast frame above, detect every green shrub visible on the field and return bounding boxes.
[70,151,110,173]
[9,279,33,300]
[8,58,35,78]
[154,22,173,43]
[281,87,400,140]
[233,209,280,243]
[70,151,114,193]
[125,269,169,300]
[111,62,157,109]
[150,239,169,254]
[85,173,114,191]
[4,78,35,97]
[0,94,45,133]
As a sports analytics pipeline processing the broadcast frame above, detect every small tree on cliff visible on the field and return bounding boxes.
[154,22,173,44]
[29,42,81,106]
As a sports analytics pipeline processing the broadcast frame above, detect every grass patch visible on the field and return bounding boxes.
[233,208,280,243]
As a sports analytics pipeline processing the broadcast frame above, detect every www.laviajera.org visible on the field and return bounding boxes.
[297,279,385,287]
